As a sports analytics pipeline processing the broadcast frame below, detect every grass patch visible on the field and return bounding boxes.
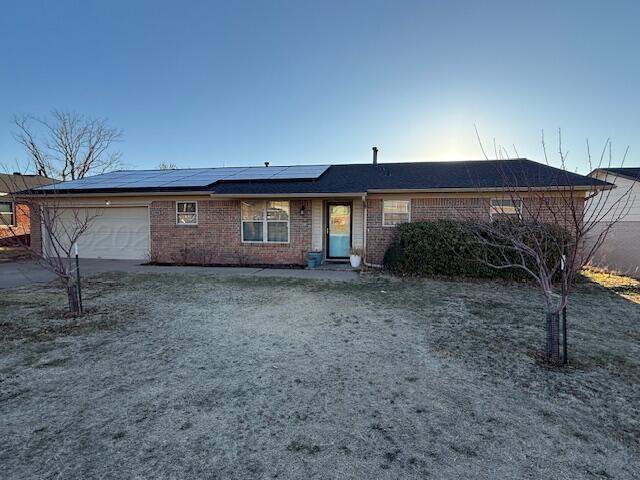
[582,267,640,304]
[0,246,31,263]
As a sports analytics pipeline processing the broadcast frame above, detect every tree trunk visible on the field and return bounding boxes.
[66,283,81,313]
[546,311,561,365]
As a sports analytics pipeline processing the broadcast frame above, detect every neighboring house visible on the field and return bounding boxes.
[24,156,609,266]
[587,167,640,277]
[0,173,57,246]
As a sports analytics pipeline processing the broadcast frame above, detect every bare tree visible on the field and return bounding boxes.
[459,129,634,366]
[14,110,123,180]
[0,173,99,313]
[158,162,178,170]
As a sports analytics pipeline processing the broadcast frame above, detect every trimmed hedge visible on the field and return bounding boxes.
[383,220,569,281]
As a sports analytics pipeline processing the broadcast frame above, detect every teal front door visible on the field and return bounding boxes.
[327,203,351,258]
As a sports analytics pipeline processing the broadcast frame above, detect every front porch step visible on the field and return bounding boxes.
[310,262,360,272]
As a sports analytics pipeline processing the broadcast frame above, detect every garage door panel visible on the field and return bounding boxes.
[45,207,150,260]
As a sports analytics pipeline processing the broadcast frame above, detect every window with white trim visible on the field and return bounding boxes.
[490,198,523,220]
[0,201,15,227]
[176,201,198,225]
[241,200,289,243]
[382,200,410,226]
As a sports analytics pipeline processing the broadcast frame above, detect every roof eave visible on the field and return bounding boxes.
[367,185,613,193]
[17,184,613,198]
[17,189,216,198]
[209,192,367,198]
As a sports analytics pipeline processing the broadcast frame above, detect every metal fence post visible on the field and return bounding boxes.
[75,243,83,312]
[561,253,567,365]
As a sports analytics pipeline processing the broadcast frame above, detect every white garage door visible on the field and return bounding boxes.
[44,207,150,260]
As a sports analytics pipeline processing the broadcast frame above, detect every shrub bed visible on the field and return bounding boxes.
[383,219,569,281]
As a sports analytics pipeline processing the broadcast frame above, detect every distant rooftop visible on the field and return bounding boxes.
[593,167,640,181]
[0,173,57,193]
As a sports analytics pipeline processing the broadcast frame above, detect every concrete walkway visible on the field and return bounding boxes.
[0,259,360,289]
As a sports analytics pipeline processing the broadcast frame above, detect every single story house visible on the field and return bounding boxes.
[587,167,640,277]
[0,173,57,246]
[25,154,610,266]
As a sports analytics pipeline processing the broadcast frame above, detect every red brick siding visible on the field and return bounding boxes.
[0,202,31,245]
[365,196,585,266]
[150,199,312,265]
[29,204,42,253]
[411,197,490,221]
[364,199,395,266]
[527,196,584,228]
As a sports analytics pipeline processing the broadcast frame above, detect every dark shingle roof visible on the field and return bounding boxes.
[593,167,640,181]
[211,159,611,195]
[28,158,611,195]
[0,173,57,193]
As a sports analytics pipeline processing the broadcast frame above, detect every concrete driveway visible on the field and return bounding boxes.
[0,259,359,289]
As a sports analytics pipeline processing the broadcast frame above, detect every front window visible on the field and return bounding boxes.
[0,201,15,227]
[383,200,410,226]
[176,201,198,225]
[242,200,290,243]
[490,198,522,220]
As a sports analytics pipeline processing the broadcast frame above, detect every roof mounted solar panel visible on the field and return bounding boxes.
[32,164,331,192]
[226,172,279,180]
[37,178,105,190]
[157,176,227,188]
[270,165,330,179]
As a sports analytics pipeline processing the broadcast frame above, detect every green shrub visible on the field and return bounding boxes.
[383,220,569,281]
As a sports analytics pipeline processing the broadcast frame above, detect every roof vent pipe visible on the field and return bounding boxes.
[372,147,378,166]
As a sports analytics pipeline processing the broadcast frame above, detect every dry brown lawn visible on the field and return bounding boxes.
[0,271,638,479]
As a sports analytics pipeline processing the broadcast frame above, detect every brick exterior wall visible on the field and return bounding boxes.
[365,196,585,266]
[410,197,490,221]
[0,202,31,246]
[364,199,395,266]
[29,204,42,253]
[26,194,586,266]
[150,199,312,265]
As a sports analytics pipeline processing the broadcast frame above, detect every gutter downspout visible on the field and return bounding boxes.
[362,194,367,261]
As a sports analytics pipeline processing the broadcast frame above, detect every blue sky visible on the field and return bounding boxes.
[1,0,638,174]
